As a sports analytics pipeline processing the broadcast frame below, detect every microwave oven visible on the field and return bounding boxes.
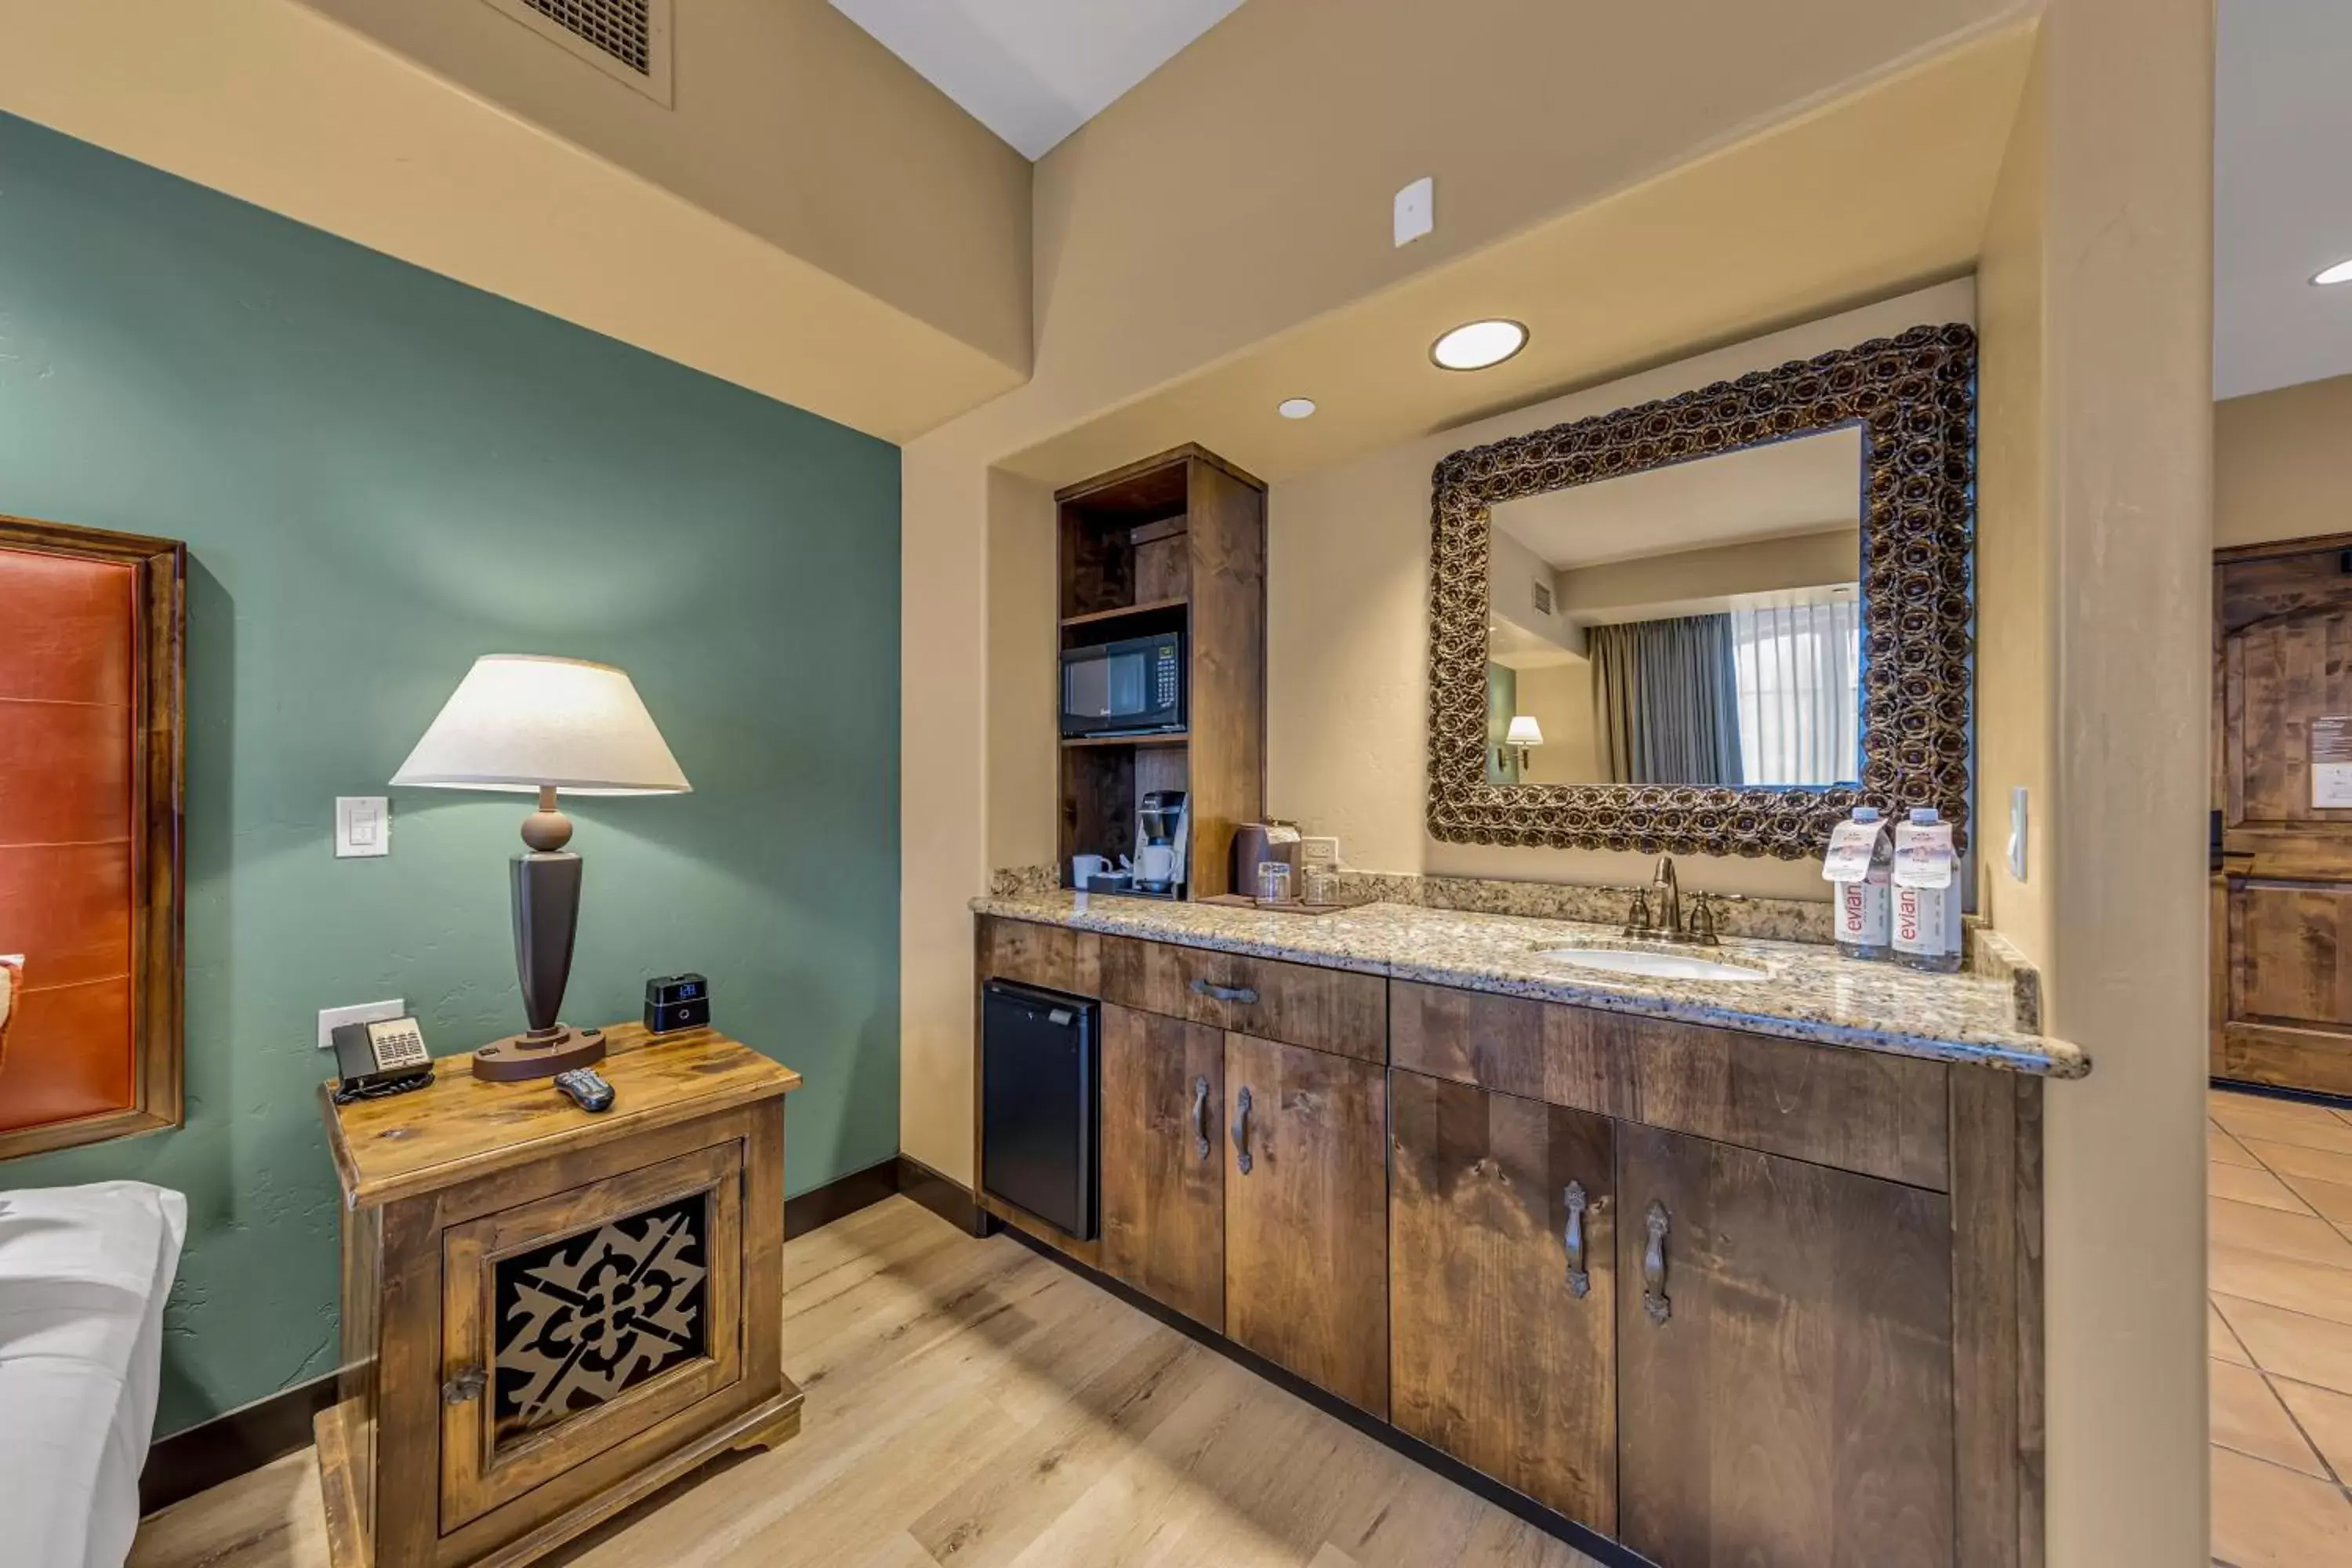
[1061,633,1185,738]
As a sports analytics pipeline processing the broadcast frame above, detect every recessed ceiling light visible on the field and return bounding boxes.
[1277,397,1318,419]
[1431,318,1528,372]
[2315,258,2352,287]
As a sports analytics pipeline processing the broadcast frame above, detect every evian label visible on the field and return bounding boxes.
[1838,870,1890,946]
[1894,884,1954,958]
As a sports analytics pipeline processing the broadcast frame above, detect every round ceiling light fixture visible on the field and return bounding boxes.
[2314,257,2352,287]
[1277,397,1318,419]
[1431,318,1529,372]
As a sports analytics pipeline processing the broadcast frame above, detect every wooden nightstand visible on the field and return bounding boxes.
[315,1024,802,1568]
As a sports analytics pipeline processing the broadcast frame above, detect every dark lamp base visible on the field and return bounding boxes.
[471,1024,607,1082]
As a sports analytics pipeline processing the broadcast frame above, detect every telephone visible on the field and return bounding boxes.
[331,1015,435,1102]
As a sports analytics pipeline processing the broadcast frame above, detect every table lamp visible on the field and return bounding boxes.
[392,655,690,1081]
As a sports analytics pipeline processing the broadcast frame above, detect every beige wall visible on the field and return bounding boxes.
[1973,35,2053,967]
[902,10,2035,1184]
[0,0,1027,441]
[1263,279,1973,903]
[2215,373,2352,550]
[1553,528,1860,622]
[2030,1,2214,1560]
[1515,664,1602,786]
[298,0,1032,373]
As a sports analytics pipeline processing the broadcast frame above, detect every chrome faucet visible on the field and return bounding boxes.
[1648,855,1681,937]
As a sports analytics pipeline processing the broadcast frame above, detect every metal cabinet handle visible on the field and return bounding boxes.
[1231,1085,1254,1175]
[1191,977,1259,1005]
[1192,1076,1212,1162]
[1642,1200,1671,1326]
[1563,1181,1591,1299]
[443,1364,487,1404]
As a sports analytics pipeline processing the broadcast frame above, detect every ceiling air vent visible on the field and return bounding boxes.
[1531,579,1554,617]
[481,0,673,106]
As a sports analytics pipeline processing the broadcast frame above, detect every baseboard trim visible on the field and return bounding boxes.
[2213,1075,2352,1113]
[896,1153,987,1235]
[784,1156,899,1238]
[995,1225,1656,1568]
[141,1372,340,1517]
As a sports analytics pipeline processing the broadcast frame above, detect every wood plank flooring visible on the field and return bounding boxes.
[130,1196,1597,1568]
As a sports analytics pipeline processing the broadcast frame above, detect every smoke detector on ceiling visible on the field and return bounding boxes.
[481,0,673,106]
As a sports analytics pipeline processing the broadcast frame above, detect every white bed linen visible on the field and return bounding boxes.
[0,1181,188,1568]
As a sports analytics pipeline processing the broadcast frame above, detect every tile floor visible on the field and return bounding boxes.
[2209,1086,2352,1566]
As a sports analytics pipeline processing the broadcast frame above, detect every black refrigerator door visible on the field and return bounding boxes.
[979,980,1098,1242]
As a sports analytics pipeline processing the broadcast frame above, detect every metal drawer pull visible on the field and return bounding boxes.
[443,1364,487,1404]
[1191,978,1259,1005]
[1563,1181,1591,1299]
[1232,1086,1254,1175]
[1642,1200,1671,1327]
[1192,1076,1212,1161]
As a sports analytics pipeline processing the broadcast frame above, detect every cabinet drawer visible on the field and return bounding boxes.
[979,917,1102,998]
[1100,937,1386,1062]
[1392,980,1948,1189]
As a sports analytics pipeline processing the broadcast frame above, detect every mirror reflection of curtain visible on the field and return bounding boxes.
[1485,662,1521,784]
[1588,615,1744,785]
[1730,594,1861,786]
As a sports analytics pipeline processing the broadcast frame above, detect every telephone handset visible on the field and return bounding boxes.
[331,1015,435,1102]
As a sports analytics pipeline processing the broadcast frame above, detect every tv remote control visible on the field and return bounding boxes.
[554,1066,615,1113]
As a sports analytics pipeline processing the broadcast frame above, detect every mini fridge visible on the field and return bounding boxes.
[979,979,1100,1241]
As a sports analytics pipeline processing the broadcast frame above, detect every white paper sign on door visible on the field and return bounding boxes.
[2314,717,2352,808]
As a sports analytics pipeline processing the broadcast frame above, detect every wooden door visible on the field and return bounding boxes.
[1222,1031,1388,1414]
[1388,1070,1617,1530]
[1616,1124,1954,1568]
[2215,543,2352,1094]
[1099,1004,1225,1327]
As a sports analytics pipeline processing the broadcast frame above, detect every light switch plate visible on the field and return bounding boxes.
[319,997,406,1050]
[336,796,390,858]
[1394,176,1434,247]
[2006,786,2029,882]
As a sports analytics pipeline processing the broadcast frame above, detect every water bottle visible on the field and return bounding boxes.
[1893,808,1962,974]
[1827,806,1893,961]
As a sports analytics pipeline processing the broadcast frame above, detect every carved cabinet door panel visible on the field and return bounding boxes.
[1388,1069,1617,1532]
[1221,1031,1388,1416]
[439,1142,743,1532]
[1099,1003,1225,1327]
[1616,1123,1955,1568]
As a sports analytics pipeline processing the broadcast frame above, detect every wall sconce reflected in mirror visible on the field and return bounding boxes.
[1503,714,1544,773]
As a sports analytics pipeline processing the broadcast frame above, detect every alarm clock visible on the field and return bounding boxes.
[644,972,710,1035]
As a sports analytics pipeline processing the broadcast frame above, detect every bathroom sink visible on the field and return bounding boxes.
[1535,946,1767,983]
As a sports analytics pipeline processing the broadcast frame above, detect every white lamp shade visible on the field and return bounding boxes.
[392,655,691,796]
[1505,715,1544,747]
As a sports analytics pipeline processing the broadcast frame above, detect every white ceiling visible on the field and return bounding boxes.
[830,0,1247,160]
[1492,426,1864,571]
[2216,0,2352,400]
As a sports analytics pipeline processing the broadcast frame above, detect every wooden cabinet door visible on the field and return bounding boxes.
[1099,1004,1225,1327]
[1617,1124,1955,1568]
[1389,1070,1617,1530]
[439,1142,744,1534]
[1222,1031,1388,1414]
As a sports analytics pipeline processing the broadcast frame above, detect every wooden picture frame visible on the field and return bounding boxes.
[0,514,187,1159]
[1424,323,1978,858]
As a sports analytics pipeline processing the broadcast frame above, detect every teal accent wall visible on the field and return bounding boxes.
[0,113,901,1436]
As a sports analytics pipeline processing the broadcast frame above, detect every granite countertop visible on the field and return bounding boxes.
[971,892,2088,1080]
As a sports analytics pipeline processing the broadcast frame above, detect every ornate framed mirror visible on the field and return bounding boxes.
[1425,323,1975,858]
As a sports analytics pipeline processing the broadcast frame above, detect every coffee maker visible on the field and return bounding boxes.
[1134,789,1189,897]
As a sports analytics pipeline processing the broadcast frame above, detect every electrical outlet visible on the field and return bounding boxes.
[2006,786,2029,882]
[319,998,406,1050]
